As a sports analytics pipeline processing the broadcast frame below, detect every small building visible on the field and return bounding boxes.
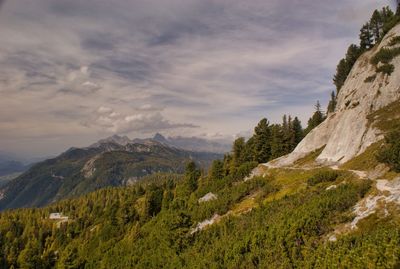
[49,212,69,220]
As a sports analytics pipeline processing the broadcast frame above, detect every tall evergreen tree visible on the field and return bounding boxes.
[327,91,337,113]
[292,117,303,145]
[370,10,383,42]
[359,23,373,49]
[209,160,224,180]
[232,137,246,167]
[184,161,200,193]
[345,44,362,64]
[334,44,363,93]
[242,137,255,163]
[145,184,164,217]
[253,118,271,163]
[270,124,284,159]
[333,58,349,93]
[222,154,232,176]
[305,101,325,135]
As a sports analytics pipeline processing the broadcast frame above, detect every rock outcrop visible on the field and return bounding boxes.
[268,24,400,167]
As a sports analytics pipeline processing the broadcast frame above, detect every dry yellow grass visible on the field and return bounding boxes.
[341,141,383,171]
[293,146,325,168]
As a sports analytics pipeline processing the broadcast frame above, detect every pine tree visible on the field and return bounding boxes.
[345,44,362,64]
[253,118,271,163]
[58,243,85,269]
[282,115,288,132]
[184,161,200,193]
[359,23,373,49]
[209,160,224,180]
[327,91,337,113]
[333,59,349,93]
[382,6,394,23]
[305,101,325,135]
[222,154,232,176]
[270,124,284,159]
[145,184,164,217]
[334,44,363,93]
[292,117,303,145]
[232,137,246,167]
[370,10,383,42]
[17,240,42,269]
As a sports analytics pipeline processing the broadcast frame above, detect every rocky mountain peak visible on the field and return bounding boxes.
[269,23,400,167]
[90,134,132,148]
[153,133,168,144]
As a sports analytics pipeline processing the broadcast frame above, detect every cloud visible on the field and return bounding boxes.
[90,106,198,134]
[0,0,394,157]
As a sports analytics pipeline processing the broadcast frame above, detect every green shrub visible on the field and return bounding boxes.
[232,161,258,180]
[307,170,340,186]
[364,74,376,83]
[389,36,400,46]
[376,63,395,75]
[371,47,400,65]
[376,129,400,172]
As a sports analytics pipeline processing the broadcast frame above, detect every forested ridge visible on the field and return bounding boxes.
[329,5,400,114]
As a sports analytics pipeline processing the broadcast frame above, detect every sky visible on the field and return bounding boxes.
[0,0,396,159]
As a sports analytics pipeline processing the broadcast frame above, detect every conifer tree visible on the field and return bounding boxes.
[184,161,200,193]
[327,91,337,113]
[253,118,271,163]
[305,101,325,135]
[209,160,224,180]
[359,23,373,49]
[222,154,232,176]
[370,10,383,42]
[333,59,349,93]
[145,184,164,217]
[242,137,255,163]
[270,124,284,159]
[292,117,303,145]
[232,137,246,167]
[17,240,42,269]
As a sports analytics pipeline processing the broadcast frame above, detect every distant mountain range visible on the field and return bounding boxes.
[0,135,223,210]
[90,133,232,154]
[152,133,231,153]
[0,160,28,177]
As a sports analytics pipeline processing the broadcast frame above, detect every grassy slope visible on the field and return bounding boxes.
[341,142,383,171]
[340,100,400,174]
[293,146,325,167]
[367,99,400,132]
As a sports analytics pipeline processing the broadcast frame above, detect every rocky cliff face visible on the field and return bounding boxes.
[269,24,400,167]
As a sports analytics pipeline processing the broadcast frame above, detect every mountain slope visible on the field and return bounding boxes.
[270,23,400,167]
[0,136,221,210]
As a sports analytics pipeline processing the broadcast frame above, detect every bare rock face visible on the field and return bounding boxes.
[268,24,400,167]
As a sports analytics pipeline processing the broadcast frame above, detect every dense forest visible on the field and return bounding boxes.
[1,157,399,268]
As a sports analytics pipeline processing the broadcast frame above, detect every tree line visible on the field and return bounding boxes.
[330,5,400,114]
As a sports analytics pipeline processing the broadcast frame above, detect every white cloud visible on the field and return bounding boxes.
[91,107,198,134]
[80,66,89,74]
[97,106,113,114]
